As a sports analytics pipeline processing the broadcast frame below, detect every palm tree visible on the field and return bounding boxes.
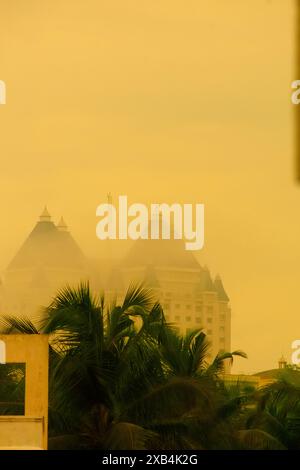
[242,380,300,449]
[0,282,245,450]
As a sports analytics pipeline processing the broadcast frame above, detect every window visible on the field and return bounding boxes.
[186,305,191,310]
[220,337,225,344]
[220,314,226,322]
[195,317,202,324]
[175,315,180,322]
[220,326,225,333]
[196,305,202,312]
[207,317,212,324]
[0,363,25,416]
[186,316,191,322]
[207,306,213,314]
[175,304,180,309]
[207,329,212,335]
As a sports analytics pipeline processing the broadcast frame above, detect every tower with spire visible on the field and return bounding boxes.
[39,206,51,222]
[1,207,87,319]
[111,234,231,366]
[0,206,232,370]
[57,217,68,232]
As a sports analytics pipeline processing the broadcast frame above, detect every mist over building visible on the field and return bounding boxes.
[116,236,231,361]
[0,208,231,360]
[0,208,87,319]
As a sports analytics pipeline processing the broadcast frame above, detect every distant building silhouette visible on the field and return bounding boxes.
[0,208,231,364]
[111,235,231,362]
[0,207,87,319]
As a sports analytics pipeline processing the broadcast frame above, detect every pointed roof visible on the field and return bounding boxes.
[120,214,201,270]
[7,209,86,271]
[57,217,68,232]
[122,238,200,270]
[213,274,229,301]
[39,206,51,222]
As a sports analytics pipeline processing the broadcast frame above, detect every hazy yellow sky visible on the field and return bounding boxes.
[0,0,298,373]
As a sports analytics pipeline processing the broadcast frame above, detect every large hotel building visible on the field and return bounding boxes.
[0,208,231,361]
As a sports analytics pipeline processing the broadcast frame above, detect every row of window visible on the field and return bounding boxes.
[166,315,225,332]
[165,314,226,323]
[172,304,214,312]
[163,304,225,316]
[163,292,224,303]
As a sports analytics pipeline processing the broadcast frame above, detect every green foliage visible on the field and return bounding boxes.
[0,363,25,415]
[3,282,299,450]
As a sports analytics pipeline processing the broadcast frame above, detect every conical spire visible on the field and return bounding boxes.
[214,274,229,301]
[7,208,86,272]
[39,206,51,222]
[57,217,68,232]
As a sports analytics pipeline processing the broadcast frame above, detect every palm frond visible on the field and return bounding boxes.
[236,429,286,450]
[121,284,154,313]
[0,315,39,334]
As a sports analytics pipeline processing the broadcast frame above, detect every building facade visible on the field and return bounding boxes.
[109,236,231,362]
[0,209,231,363]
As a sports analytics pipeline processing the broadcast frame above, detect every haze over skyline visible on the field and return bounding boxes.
[0,0,298,373]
